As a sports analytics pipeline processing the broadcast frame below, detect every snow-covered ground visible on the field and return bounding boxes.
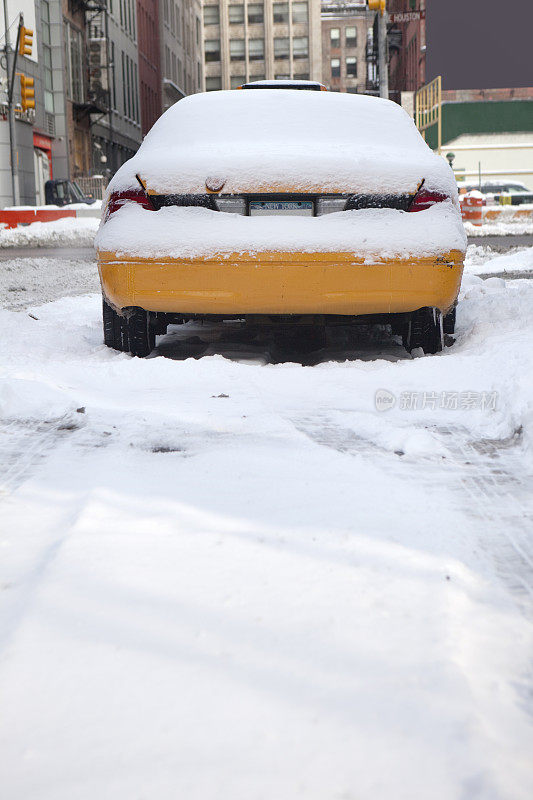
[1,248,533,799]
[0,252,99,310]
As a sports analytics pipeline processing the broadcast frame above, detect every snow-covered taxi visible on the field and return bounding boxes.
[96,89,466,357]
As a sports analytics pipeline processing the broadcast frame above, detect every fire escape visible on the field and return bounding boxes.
[75,1,111,117]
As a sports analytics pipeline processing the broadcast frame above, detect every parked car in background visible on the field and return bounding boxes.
[45,179,96,206]
[96,88,466,358]
[462,181,533,205]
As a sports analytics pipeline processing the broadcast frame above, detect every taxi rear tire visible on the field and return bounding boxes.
[443,307,456,334]
[127,308,156,357]
[403,307,443,355]
[103,297,129,352]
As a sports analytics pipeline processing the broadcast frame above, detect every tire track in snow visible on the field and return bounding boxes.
[289,414,533,613]
[439,425,533,608]
[0,417,83,496]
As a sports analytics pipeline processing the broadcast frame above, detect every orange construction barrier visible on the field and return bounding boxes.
[460,192,483,226]
[0,208,76,229]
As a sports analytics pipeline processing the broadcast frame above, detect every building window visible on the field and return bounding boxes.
[330,28,340,48]
[346,57,357,77]
[229,4,244,24]
[346,26,357,48]
[294,73,309,80]
[293,36,308,59]
[249,38,264,61]
[292,2,308,24]
[205,39,221,62]
[274,37,289,59]
[275,73,289,79]
[41,0,54,113]
[230,39,245,60]
[273,2,289,24]
[204,4,220,25]
[248,3,264,24]
[330,58,340,78]
[64,23,84,104]
[347,86,358,93]
[230,75,245,89]
[206,76,222,91]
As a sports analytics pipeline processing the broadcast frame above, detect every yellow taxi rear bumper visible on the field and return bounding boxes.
[98,250,464,316]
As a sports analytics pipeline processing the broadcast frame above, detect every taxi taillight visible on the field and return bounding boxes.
[408,188,449,212]
[105,189,154,220]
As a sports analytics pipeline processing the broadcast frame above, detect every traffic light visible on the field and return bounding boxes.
[18,25,34,57]
[20,74,35,111]
[368,0,386,13]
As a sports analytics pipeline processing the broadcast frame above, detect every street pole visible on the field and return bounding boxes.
[378,8,389,99]
[3,0,19,204]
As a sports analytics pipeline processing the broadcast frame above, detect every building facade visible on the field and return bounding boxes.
[1,0,97,205]
[89,1,143,176]
[202,0,322,91]
[386,0,426,99]
[320,1,370,93]
[138,0,162,136]
[160,0,203,112]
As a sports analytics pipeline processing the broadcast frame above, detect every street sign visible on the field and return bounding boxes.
[390,10,426,24]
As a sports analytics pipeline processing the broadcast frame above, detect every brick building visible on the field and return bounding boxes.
[321,1,370,93]
[138,0,162,136]
[386,0,426,98]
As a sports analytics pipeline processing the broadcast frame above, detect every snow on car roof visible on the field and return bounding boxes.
[109,90,457,196]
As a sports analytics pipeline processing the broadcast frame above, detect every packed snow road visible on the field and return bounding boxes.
[1,247,533,799]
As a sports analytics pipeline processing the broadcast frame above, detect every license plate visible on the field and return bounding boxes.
[249,200,314,216]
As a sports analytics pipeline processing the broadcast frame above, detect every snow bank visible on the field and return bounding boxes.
[3,200,103,212]
[96,201,466,260]
[107,90,458,197]
[465,219,533,236]
[465,245,533,276]
[0,216,99,248]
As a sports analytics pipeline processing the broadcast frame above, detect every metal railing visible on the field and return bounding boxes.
[415,75,442,154]
[76,176,108,200]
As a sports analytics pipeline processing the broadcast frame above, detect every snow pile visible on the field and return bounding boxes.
[3,200,103,212]
[465,245,533,276]
[96,201,466,260]
[465,218,533,236]
[107,90,459,197]
[0,216,99,248]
